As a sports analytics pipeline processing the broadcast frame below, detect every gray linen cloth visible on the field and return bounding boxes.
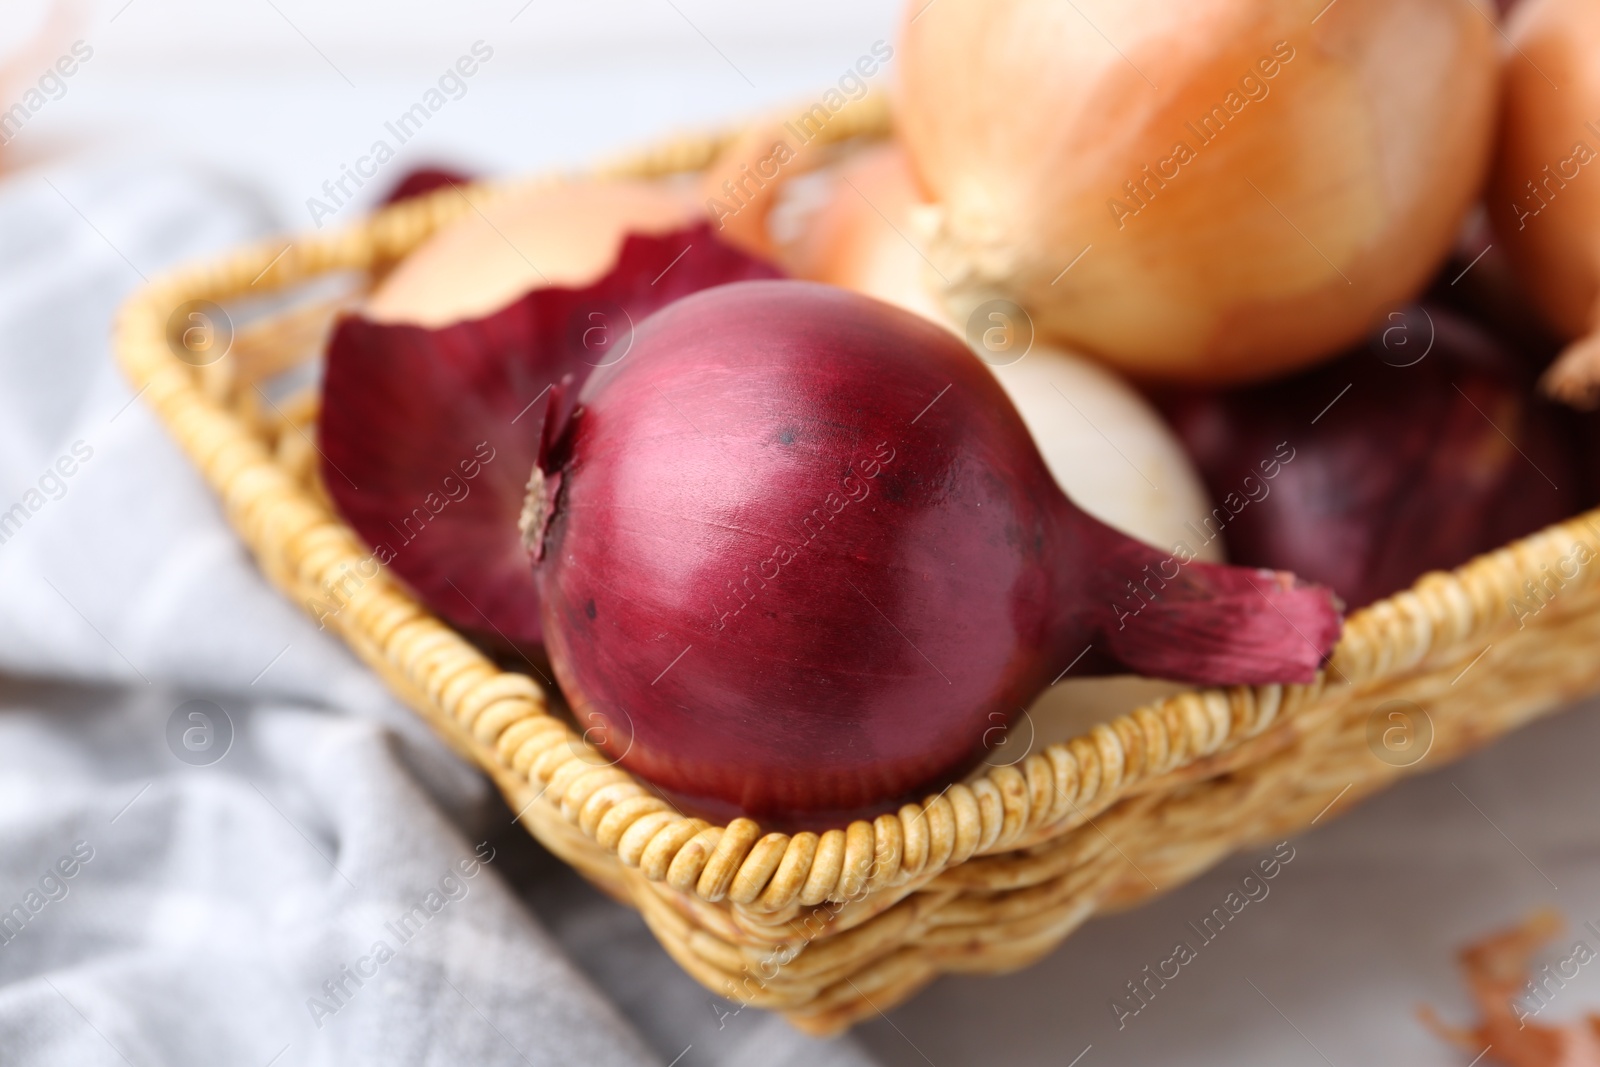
[0,155,873,1067]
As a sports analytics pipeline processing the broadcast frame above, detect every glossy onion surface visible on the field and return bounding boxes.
[530,281,1339,827]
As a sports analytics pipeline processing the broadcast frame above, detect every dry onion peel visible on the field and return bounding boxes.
[1422,909,1600,1067]
[318,224,781,650]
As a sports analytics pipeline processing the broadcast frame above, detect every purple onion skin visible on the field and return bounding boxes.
[380,166,474,206]
[1426,241,1564,373]
[530,281,1340,829]
[1159,304,1583,612]
[319,225,781,652]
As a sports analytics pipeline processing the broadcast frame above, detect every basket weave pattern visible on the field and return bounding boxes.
[114,101,1600,1032]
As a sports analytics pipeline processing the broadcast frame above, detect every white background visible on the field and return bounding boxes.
[0,0,904,225]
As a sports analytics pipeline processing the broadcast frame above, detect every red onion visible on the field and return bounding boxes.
[318,224,781,650]
[1158,303,1582,611]
[1426,222,1565,373]
[526,281,1341,828]
[380,165,474,206]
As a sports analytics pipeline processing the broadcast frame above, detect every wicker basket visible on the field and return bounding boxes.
[113,97,1600,1034]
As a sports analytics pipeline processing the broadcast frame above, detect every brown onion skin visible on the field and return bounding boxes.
[530,281,1340,829]
[896,0,1497,384]
[1488,0,1600,406]
[784,142,955,329]
[1157,304,1582,610]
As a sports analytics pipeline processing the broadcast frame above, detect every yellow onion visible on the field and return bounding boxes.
[367,180,701,326]
[1489,0,1600,406]
[990,349,1226,564]
[896,0,1498,384]
[696,121,801,263]
[693,115,861,265]
[780,142,950,326]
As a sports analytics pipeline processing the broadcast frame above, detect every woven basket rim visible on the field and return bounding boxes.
[110,94,1600,913]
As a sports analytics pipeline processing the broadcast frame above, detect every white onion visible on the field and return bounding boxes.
[989,347,1225,563]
